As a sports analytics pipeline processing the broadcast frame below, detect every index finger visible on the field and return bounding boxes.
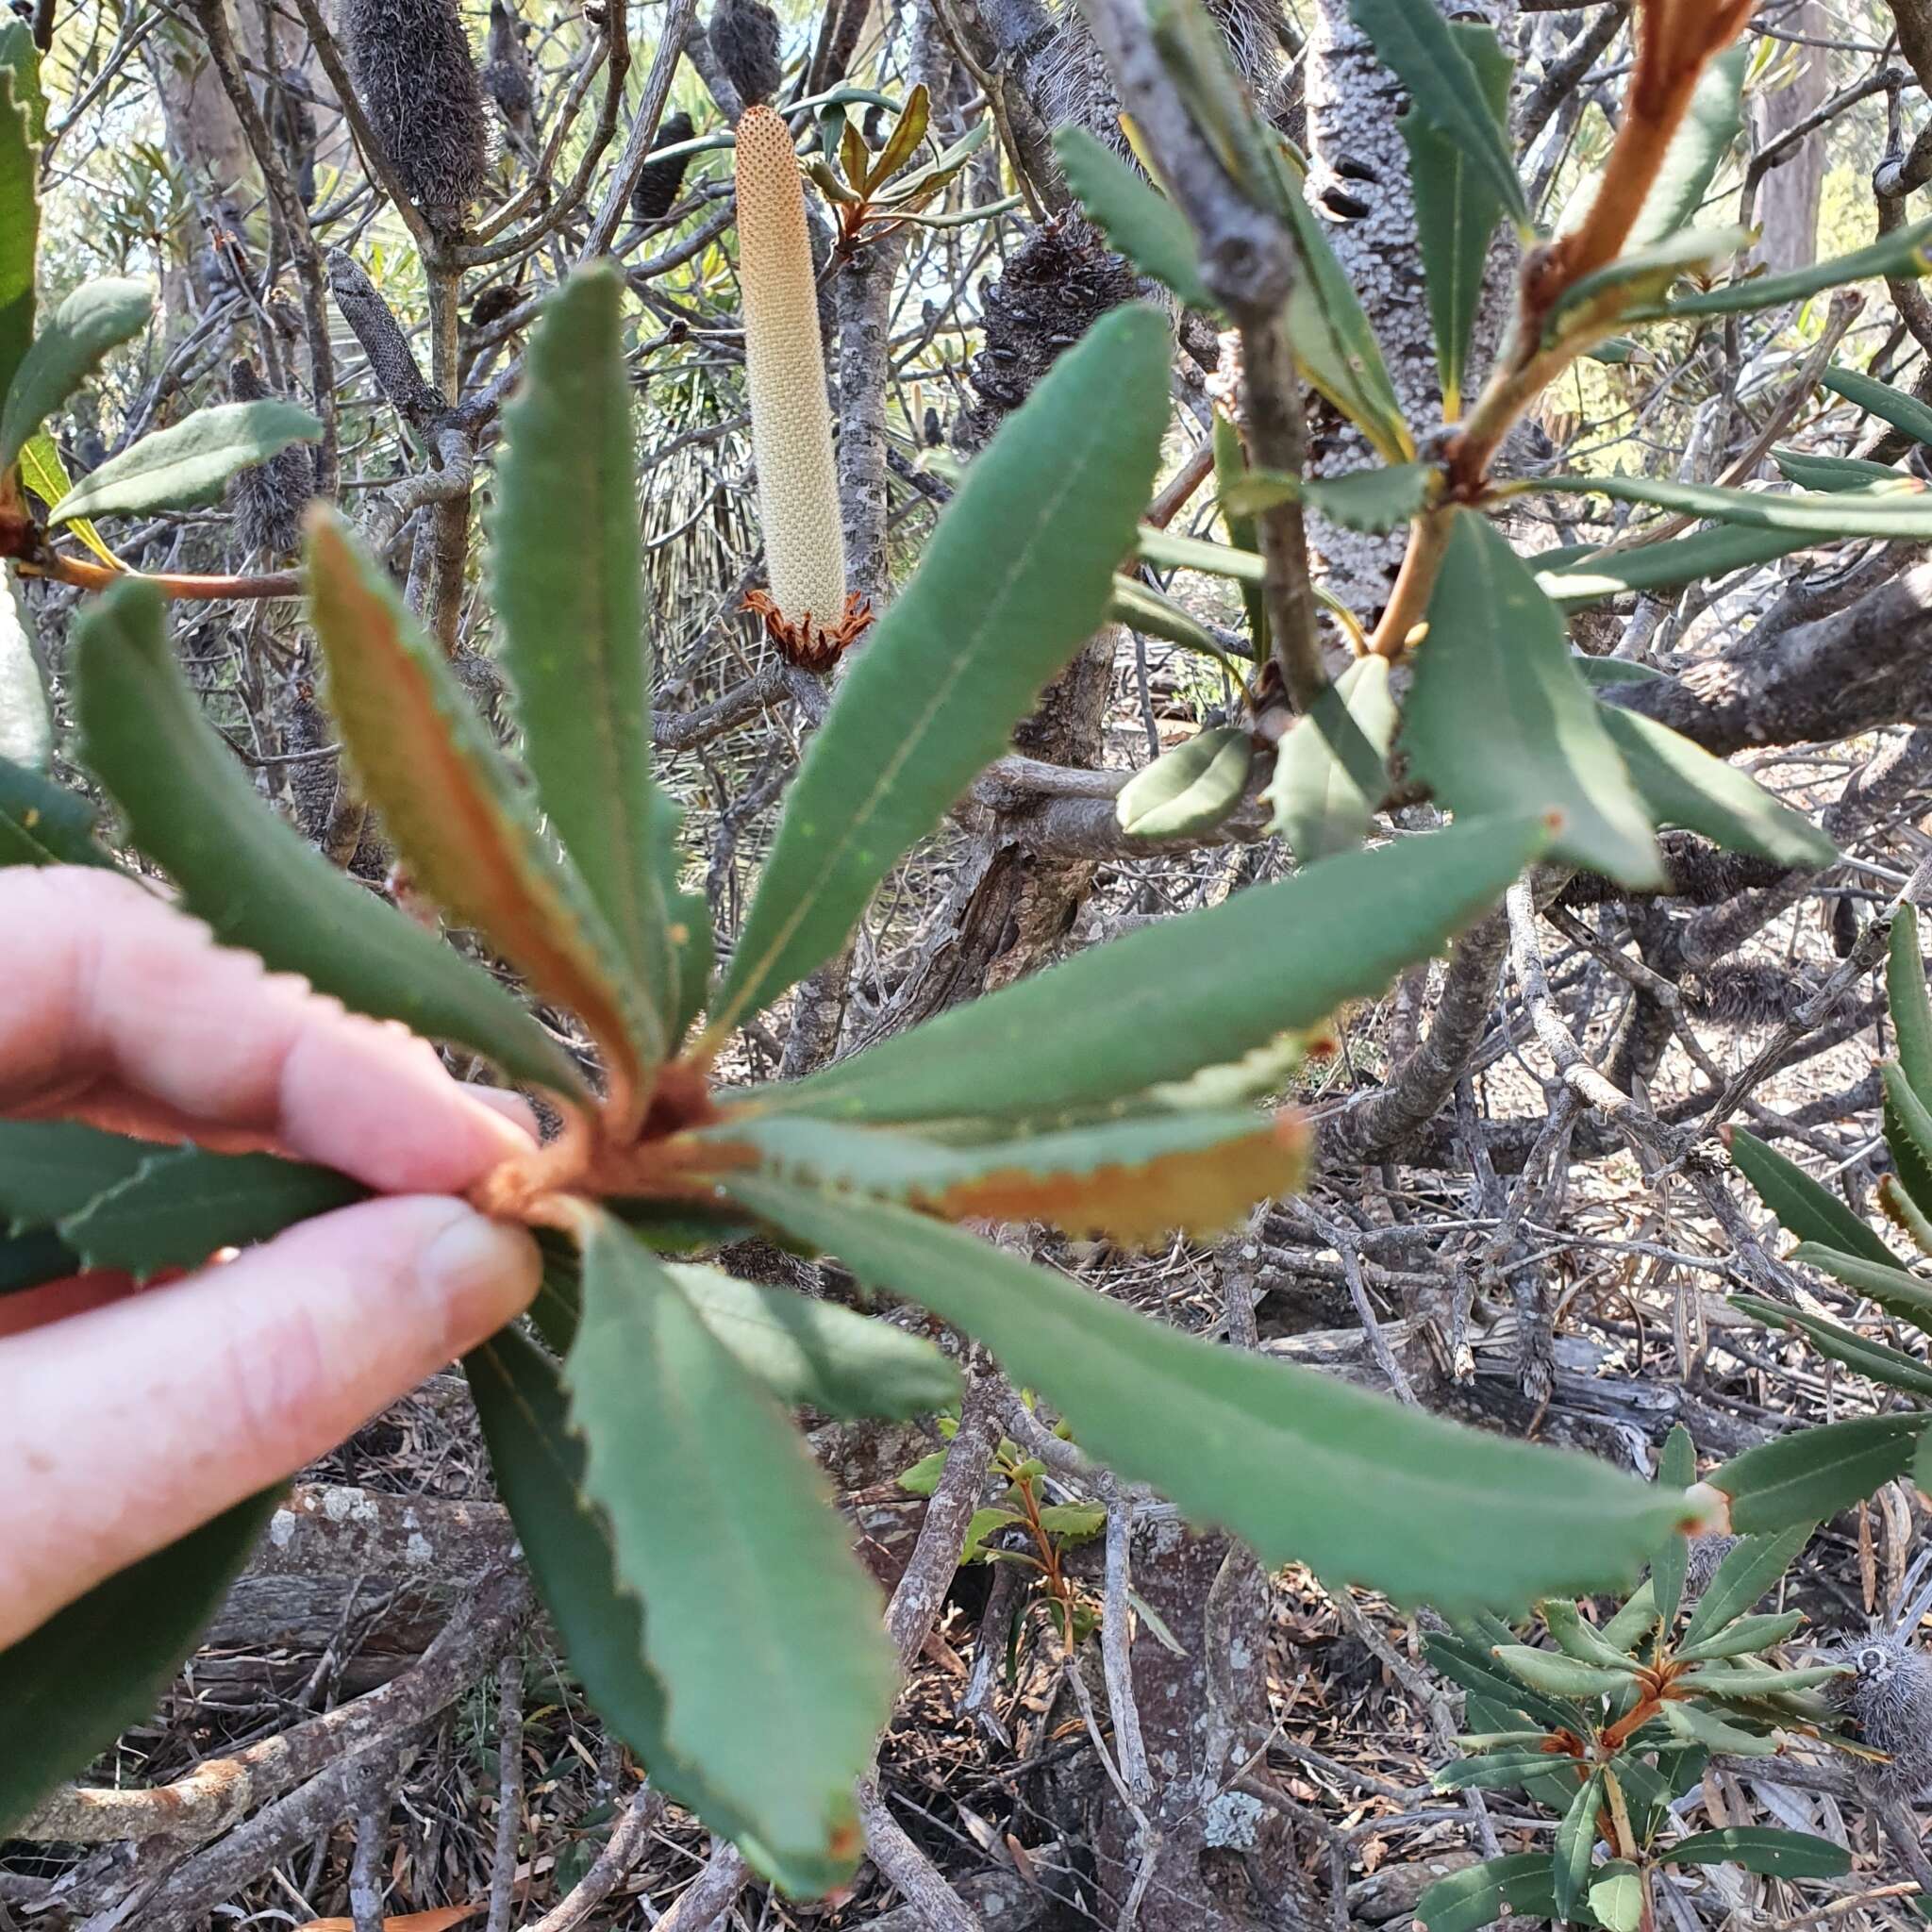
[0,867,537,1194]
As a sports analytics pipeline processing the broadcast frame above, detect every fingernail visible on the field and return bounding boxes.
[418,1208,541,1343]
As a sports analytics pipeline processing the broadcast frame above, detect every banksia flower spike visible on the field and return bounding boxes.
[734,104,868,671]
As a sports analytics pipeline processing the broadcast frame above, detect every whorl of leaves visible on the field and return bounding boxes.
[1836,1641,1932,1800]
[955,214,1137,451]
[631,111,695,224]
[708,0,783,108]
[225,359,315,560]
[339,0,491,234]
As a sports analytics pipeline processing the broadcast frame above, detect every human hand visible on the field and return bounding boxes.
[0,866,542,1650]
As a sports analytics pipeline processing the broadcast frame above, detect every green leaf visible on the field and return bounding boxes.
[1674,1608,1805,1663]
[0,562,45,770]
[0,1489,277,1839]
[74,577,583,1098]
[1116,725,1253,840]
[1709,1414,1926,1533]
[1310,461,1434,531]
[1433,1750,1574,1793]
[722,1176,1690,1613]
[307,511,653,1108]
[492,265,675,1065]
[1796,1236,1932,1331]
[1629,46,1744,249]
[1546,225,1747,341]
[1653,1424,1695,1627]
[711,304,1171,1035]
[58,1148,363,1279]
[0,22,44,145]
[1555,1768,1605,1921]
[1821,364,1932,447]
[1724,1127,1899,1269]
[0,278,152,475]
[1731,1292,1932,1401]
[1661,1696,1777,1755]
[1055,127,1213,310]
[1637,220,1932,320]
[1772,447,1899,493]
[1400,22,1514,417]
[1137,525,1264,584]
[1531,469,1932,541]
[1575,657,1665,688]
[774,813,1546,1125]
[564,1213,894,1893]
[1679,1524,1809,1653]
[1427,1631,1578,1732]
[1596,707,1835,870]
[1346,0,1526,229]
[867,82,929,191]
[19,429,117,569]
[465,1324,762,1857]
[1401,512,1662,886]
[1597,1577,1657,1654]
[0,64,35,406]
[1661,1826,1849,1879]
[1889,1172,1932,1257]
[0,1120,152,1232]
[1590,1864,1643,1932]
[0,754,112,867]
[1539,522,1824,610]
[1492,1644,1634,1699]
[0,1225,80,1294]
[1890,906,1932,1108]
[705,1108,1307,1246]
[1885,1058,1932,1219]
[1109,572,1248,660]
[50,400,322,524]
[1280,187,1413,465]
[663,1262,958,1418]
[1416,1854,1560,1932]
[1679,1659,1847,1697]
[1542,1597,1638,1669]
[1266,655,1394,861]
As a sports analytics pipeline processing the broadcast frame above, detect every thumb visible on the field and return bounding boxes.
[0,1196,540,1649]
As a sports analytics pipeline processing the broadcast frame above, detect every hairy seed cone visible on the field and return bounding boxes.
[226,359,315,559]
[709,0,783,107]
[734,104,846,633]
[1836,1641,1932,1800]
[632,111,695,223]
[340,0,491,234]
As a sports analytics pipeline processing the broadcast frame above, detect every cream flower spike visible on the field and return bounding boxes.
[733,104,871,670]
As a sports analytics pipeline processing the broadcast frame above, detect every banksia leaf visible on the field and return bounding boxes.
[735,104,851,658]
[491,265,681,1053]
[705,1108,1309,1247]
[564,1210,894,1892]
[305,509,659,1114]
[339,0,491,233]
[75,578,584,1099]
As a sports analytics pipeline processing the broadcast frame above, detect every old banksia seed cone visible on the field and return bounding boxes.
[1838,1638,1932,1801]
[632,111,695,224]
[710,0,785,108]
[734,104,867,670]
[340,0,491,235]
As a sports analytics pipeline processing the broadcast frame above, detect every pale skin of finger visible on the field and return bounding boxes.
[0,867,538,1191]
[0,1196,541,1648]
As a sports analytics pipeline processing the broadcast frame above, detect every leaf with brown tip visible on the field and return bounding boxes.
[305,509,653,1119]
